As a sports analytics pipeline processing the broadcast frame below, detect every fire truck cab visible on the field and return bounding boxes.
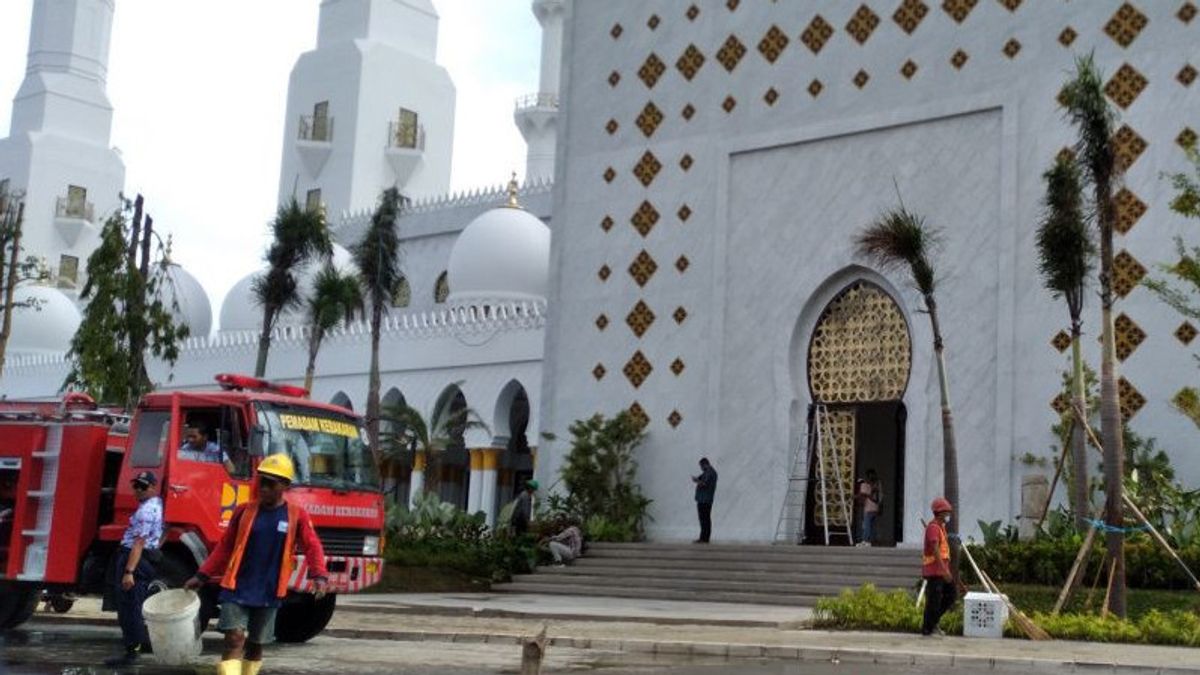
[0,375,385,642]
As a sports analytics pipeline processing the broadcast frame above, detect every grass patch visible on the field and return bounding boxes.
[814,585,1200,646]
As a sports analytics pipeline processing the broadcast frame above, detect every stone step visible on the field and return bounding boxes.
[538,565,914,587]
[507,572,888,597]
[570,556,914,577]
[494,581,824,607]
[584,546,918,566]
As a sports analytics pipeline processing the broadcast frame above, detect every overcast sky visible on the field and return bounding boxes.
[0,0,540,315]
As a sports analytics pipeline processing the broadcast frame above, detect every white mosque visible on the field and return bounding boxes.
[2,0,1199,545]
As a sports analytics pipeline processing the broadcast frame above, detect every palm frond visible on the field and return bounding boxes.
[854,207,939,295]
[352,188,406,312]
[1036,156,1094,316]
[307,263,365,332]
[1061,54,1118,185]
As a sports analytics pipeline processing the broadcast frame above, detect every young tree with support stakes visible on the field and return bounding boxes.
[64,197,189,408]
[855,207,960,581]
[0,187,46,378]
[1036,156,1095,530]
[380,392,488,499]
[302,263,364,393]
[353,187,405,456]
[1061,54,1127,617]
[253,199,331,377]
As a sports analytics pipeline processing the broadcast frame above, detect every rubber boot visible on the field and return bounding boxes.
[217,659,243,675]
[242,659,263,675]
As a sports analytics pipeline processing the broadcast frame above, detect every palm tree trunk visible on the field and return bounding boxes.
[927,297,961,583]
[0,203,24,379]
[304,327,323,393]
[366,301,383,459]
[1069,326,1089,530]
[1100,304,1127,616]
[255,306,276,378]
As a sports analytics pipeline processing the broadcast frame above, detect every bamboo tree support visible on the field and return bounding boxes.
[1101,558,1117,620]
[1084,550,1109,614]
[1072,403,1200,592]
[1052,523,1098,615]
[1035,434,1074,532]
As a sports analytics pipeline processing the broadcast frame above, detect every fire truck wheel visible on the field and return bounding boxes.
[147,551,194,596]
[0,588,39,629]
[273,594,336,643]
[47,593,75,614]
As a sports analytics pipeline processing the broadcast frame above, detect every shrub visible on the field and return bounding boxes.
[967,539,1200,590]
[813,585,960,635]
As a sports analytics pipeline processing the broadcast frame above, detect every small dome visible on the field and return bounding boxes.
[447,205,550,304]
[7,285,82,356]
[218,246,359,333]
[164,264,213,337]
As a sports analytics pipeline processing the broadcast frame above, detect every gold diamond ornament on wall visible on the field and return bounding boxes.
[675,255,690,273]
[667,410,683,428]
[676,44,706,81]
[681,103,696,121]
[716,35,747,72]
[1176,321,1198,345]
[893,0,929,34]
[631,201,660,238]
[1052,330,1072,352]
[845,5,881,44]
[628,402,650,428]
[677,204,692,222]
[628,250,658,287]
[636,102,664,138]
[1059,27,1078,47]
[722,95,737,113]
[999,0,1022,11]
[647,14,660,30]
[670,358,686,376]
[686,4,700,21]
[633,151,662,187]
[853,70,870,89]
[1179,64,1198,87]
[680,154,694,171]
[1114,313,1146,361]
[808,79,824,97]
[1113,249,1147,297]
[673,306,688,324]
[942,0,978,23]
[638,53,667,89]
[626,300,656,338]
[801,15,835,54]
[1119,377,1146,418]
[1181,2,1198,23]
[901,60,919,79]
[1002,38,1021,59]
[758,25,790,63]
[1105,63,1149,109]
[592,363,606,381]
[603,167,616,184]
[1180,127,1198,150]
[1114,189,1147,234]
[596,314,609,331]
[623,350,653,388]
[1113,125,1148,170]
[951,49,969,69]
[598,264,611,281]
[1105,3,1149,48]
[608,71,621,87]
[601,215,614,232]
[759,86,776,107]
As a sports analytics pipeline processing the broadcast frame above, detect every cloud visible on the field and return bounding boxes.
[0,0,541,323]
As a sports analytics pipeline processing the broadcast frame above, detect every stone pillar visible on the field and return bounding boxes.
[481,448,501,528]
[467,449,484,514]
[408,452,426,509]
[1019,474,1050,541]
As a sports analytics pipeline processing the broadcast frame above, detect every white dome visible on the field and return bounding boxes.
[447,206,550,303]
[219,245,359,333]
[7,285,82,356]
[163,264,213,337]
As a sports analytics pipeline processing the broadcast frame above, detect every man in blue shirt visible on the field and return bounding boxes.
[692,458,718,543]
[180,424,236,473]
[104,470,163,667]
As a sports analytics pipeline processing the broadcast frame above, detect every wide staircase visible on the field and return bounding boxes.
[496,542,921,606]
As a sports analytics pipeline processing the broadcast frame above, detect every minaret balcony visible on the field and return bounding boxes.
[385,121,426,185]
[515,92,559,113]
[296,115,335,177]
[54,196,97,247]
[298,115,335,142]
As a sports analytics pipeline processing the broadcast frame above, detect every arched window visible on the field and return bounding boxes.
[434,271,450,304]
[330,392,353,411]
[392,276,411,308]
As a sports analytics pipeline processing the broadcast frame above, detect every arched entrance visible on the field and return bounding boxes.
[804,281,911,546]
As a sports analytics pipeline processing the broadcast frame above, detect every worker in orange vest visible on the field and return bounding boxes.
[921,497,956,636]
[185,454,327,675]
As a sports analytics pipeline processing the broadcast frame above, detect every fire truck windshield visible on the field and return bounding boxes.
[255,404,380,491]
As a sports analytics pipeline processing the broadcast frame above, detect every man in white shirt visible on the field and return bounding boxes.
[180,425,235,473]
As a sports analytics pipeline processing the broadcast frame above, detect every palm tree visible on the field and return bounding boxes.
[1036,156,1095,530]
[381,392,489,502]
[253,199,331,377]
[352,188,404,455]
[855,207,960,580]
[302,263,364,393]
[1062,54,1126,617]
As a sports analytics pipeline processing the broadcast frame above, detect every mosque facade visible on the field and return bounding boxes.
[2,1,1199,545]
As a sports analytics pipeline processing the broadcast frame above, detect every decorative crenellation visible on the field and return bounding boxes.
[332,178,552,227]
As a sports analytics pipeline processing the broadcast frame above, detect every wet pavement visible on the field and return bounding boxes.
[0,622,1024,675]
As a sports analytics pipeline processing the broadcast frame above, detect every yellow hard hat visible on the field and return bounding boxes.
[258,454,296,483]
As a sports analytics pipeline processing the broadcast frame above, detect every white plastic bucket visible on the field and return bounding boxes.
[142,589,202,665]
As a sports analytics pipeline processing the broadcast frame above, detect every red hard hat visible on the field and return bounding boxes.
[931,497,953,514]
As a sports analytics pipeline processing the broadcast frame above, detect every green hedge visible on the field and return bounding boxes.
[968,539,1200,590]
[384,537,537,583]
[814,585,1200,646]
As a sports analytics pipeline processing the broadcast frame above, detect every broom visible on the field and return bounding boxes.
[961,543,1052,641]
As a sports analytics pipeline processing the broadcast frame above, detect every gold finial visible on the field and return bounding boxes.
[506,172,521,208]
[318,201,328,224]
[165,233,174,261]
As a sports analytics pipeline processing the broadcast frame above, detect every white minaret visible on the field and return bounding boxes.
[277,0,456,217]
[514,0,564,184]
[0,0,126,289]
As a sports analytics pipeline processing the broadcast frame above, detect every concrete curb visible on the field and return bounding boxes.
[27,614,1200,674]
[338,601,795,628]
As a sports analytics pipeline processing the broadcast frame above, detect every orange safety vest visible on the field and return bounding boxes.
[220,502,300,600]
[921,520,950,578]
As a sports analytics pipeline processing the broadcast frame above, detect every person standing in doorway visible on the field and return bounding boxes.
[511,479,538,536]
[855,469,882,547]
[692,458,718,543]
[921,497,956,637]
[184,455,327,675]
[104,471,163,667]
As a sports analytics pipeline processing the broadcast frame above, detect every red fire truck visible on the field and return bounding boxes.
[0,375,385,642]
